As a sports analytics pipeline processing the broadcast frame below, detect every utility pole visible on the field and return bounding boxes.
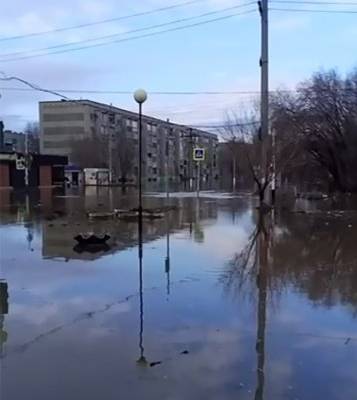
[182,128,198,192]
[259,0,269,203]
[25,131,29,188]
[166,118,170,199]
[108,104,114,185]
[189,128,194,191]
[271,128,276,205]
[232,156,236,192]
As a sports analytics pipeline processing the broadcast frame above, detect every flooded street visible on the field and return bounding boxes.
[1,188,357,400]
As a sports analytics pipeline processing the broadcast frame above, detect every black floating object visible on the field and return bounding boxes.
[74,234,110,245]
[149,361,162,367]
[180,350,189,355]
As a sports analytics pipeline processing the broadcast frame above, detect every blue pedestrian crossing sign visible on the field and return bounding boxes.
[193,148,205,161]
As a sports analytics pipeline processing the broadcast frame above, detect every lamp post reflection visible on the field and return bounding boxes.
[165,214,171,299]
[0,280,9,356]
[136,213,147,366]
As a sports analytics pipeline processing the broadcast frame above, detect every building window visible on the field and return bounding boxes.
[147,152,152,158]
[43,126,85,135]
[43,113,84,122]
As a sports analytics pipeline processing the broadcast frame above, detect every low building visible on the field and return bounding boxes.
[84,168,110,186]
[65,164,83,186]
[39,100,218,184]
[0,152,67,188]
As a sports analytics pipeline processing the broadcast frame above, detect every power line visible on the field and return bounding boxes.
[0,9,257,63]
[271,0,357,5]
[0,0,208,42]
[0,2,256,59]
[1,86,355,95]
[270,7,357,12]
[0,86,263,95]
[0,73,69,100]
[190,122,259,128]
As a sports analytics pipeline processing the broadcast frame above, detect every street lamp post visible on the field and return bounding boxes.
[134,89,147,253]
[134,89,147,367]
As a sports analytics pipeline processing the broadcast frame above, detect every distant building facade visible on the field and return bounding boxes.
[39,100,218,184]
[0,121,40,154]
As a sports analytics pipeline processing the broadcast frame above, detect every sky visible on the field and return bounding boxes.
[0,0,356,131]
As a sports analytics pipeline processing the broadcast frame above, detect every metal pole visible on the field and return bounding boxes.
[25,132,29,188]
[196,161,200,197]
[259,0,269,203]
[189,129,193,191]
[271,128,276,206]
[108,106,113,185]
[108,131,112,185]
[166,119,170,199]
[232,156,236,192]
[138,103,143,259]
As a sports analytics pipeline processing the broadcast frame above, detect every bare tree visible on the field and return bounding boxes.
[220,106,300,203]
[113,127,135,184]
[24,121,40,153]
[220,110,260,192]
[271,68,357,193]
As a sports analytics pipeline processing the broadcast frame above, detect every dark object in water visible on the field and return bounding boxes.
[149,361,162,367]
[73,243,110,254]
[74,234,110,245]
[180,350,189,355]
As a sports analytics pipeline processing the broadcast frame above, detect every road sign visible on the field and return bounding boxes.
[16,157,26,170]
[193,148,205,161]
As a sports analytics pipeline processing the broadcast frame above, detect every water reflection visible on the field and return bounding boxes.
[165,216,171,298]
[222,207,357,399]
[1,189,357,400]
[0,280,8,354]
[136,204,147,366]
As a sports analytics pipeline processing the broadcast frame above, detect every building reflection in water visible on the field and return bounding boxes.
[38,194,218,262]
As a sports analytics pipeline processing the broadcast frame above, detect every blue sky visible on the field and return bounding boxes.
[0,0,356,131]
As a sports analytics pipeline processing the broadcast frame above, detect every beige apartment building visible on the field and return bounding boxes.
[39,100,218,184]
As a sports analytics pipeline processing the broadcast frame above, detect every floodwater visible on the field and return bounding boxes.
[0,187,357,400]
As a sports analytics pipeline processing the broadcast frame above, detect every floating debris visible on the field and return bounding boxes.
[150,361,162,367]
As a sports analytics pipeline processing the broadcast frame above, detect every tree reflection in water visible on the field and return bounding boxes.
[221,207,357,399]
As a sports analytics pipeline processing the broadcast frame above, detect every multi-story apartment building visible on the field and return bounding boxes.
[39,100,218,184]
